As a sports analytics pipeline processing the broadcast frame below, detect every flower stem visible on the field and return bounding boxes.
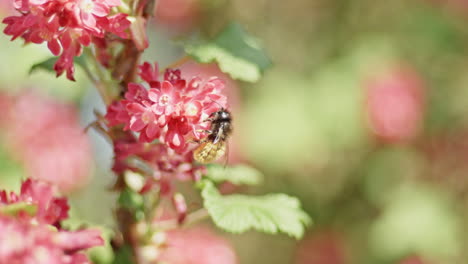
[84,48,113,105]
[154,208,209,230]
[162,55,191,72]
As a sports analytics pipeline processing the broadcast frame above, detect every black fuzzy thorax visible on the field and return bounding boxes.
[207,109,232,143]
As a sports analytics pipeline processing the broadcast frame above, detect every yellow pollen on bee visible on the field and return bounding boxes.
[193,142,226,164]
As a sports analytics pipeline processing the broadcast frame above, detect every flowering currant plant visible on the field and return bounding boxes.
[2,0,310,263]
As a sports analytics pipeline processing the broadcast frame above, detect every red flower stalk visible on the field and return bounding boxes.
[2,0,130,80]
[106,62,228,154]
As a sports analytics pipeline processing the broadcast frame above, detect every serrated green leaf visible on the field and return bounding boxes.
[0,202,37,217]
[184,22,271,82]
[214,23,271,70]
[200,180,311,239]
[205,164,263,185]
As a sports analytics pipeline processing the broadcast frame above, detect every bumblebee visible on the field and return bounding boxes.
[193,108,232,164]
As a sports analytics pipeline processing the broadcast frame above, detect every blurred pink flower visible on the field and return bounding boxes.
[154,0,200,31]
[399,256,434,264]
[159,227,238,264]
[0,1,15,15]
[3,91,93,193]
[0,179,103,264]
[294,231,347,264]
[365,66,425,143]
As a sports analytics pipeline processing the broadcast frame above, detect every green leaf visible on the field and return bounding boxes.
[0,202,37,217]
[184,22,271,82]
[112,245,134,264]
[29,56,86,75]
[205,164,263,185]
[200,180,311,239]
[118,188,144,211]
[29,57,57,75]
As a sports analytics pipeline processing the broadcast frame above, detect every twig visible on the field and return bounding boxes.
[154,208,209,230]
[162,55,191,72]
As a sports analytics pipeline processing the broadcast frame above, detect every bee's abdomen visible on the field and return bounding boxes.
[193,141,226,164]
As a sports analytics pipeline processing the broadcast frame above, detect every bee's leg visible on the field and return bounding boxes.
[195,129,213,135]
[203,117,214,122]
[187,136,209,144]
[187,138,201,144]
[223,141,230,168]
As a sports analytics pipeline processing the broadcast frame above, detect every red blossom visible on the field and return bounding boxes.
[0,215,102,264]
[111,132,205,186]
[2,0,129,80]
[0,179,69,225]
[0,179,103,264]
[106,62,229,154]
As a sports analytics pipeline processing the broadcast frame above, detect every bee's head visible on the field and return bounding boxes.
[218,109,231,120]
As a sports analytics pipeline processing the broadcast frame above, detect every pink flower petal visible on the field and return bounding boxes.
[104,0,122,7]
[48,39,62,56]
[148,89,160,103]
[92,3,109,17]
[161,81,173,94]
[130,116,146,131]
[146,121,159,139]
[126,102,146,114]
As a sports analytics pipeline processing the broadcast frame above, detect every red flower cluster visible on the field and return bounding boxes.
[2,0,129,80]
[106,62,228,154]
[0,179,103,264]
[113,135,205,183]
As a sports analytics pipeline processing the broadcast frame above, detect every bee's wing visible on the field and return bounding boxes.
[213,126,225,144]
[193,141,226,164]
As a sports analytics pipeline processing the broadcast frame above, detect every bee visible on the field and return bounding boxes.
[193,108,232,164]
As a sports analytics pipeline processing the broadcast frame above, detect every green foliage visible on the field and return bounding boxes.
[200,180,311,239]
[111,245,134,264]
[0,202,37,217]
[29,56,86,76]
[29,57,57,75]
[0,146,23,192]
[89,227,115,264]
[205,164,263,185]
[369,184,460,261]
[184,22,271,82]
[118,188,144,212]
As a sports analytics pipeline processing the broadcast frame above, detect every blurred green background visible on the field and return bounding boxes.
[3,0,468,263]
